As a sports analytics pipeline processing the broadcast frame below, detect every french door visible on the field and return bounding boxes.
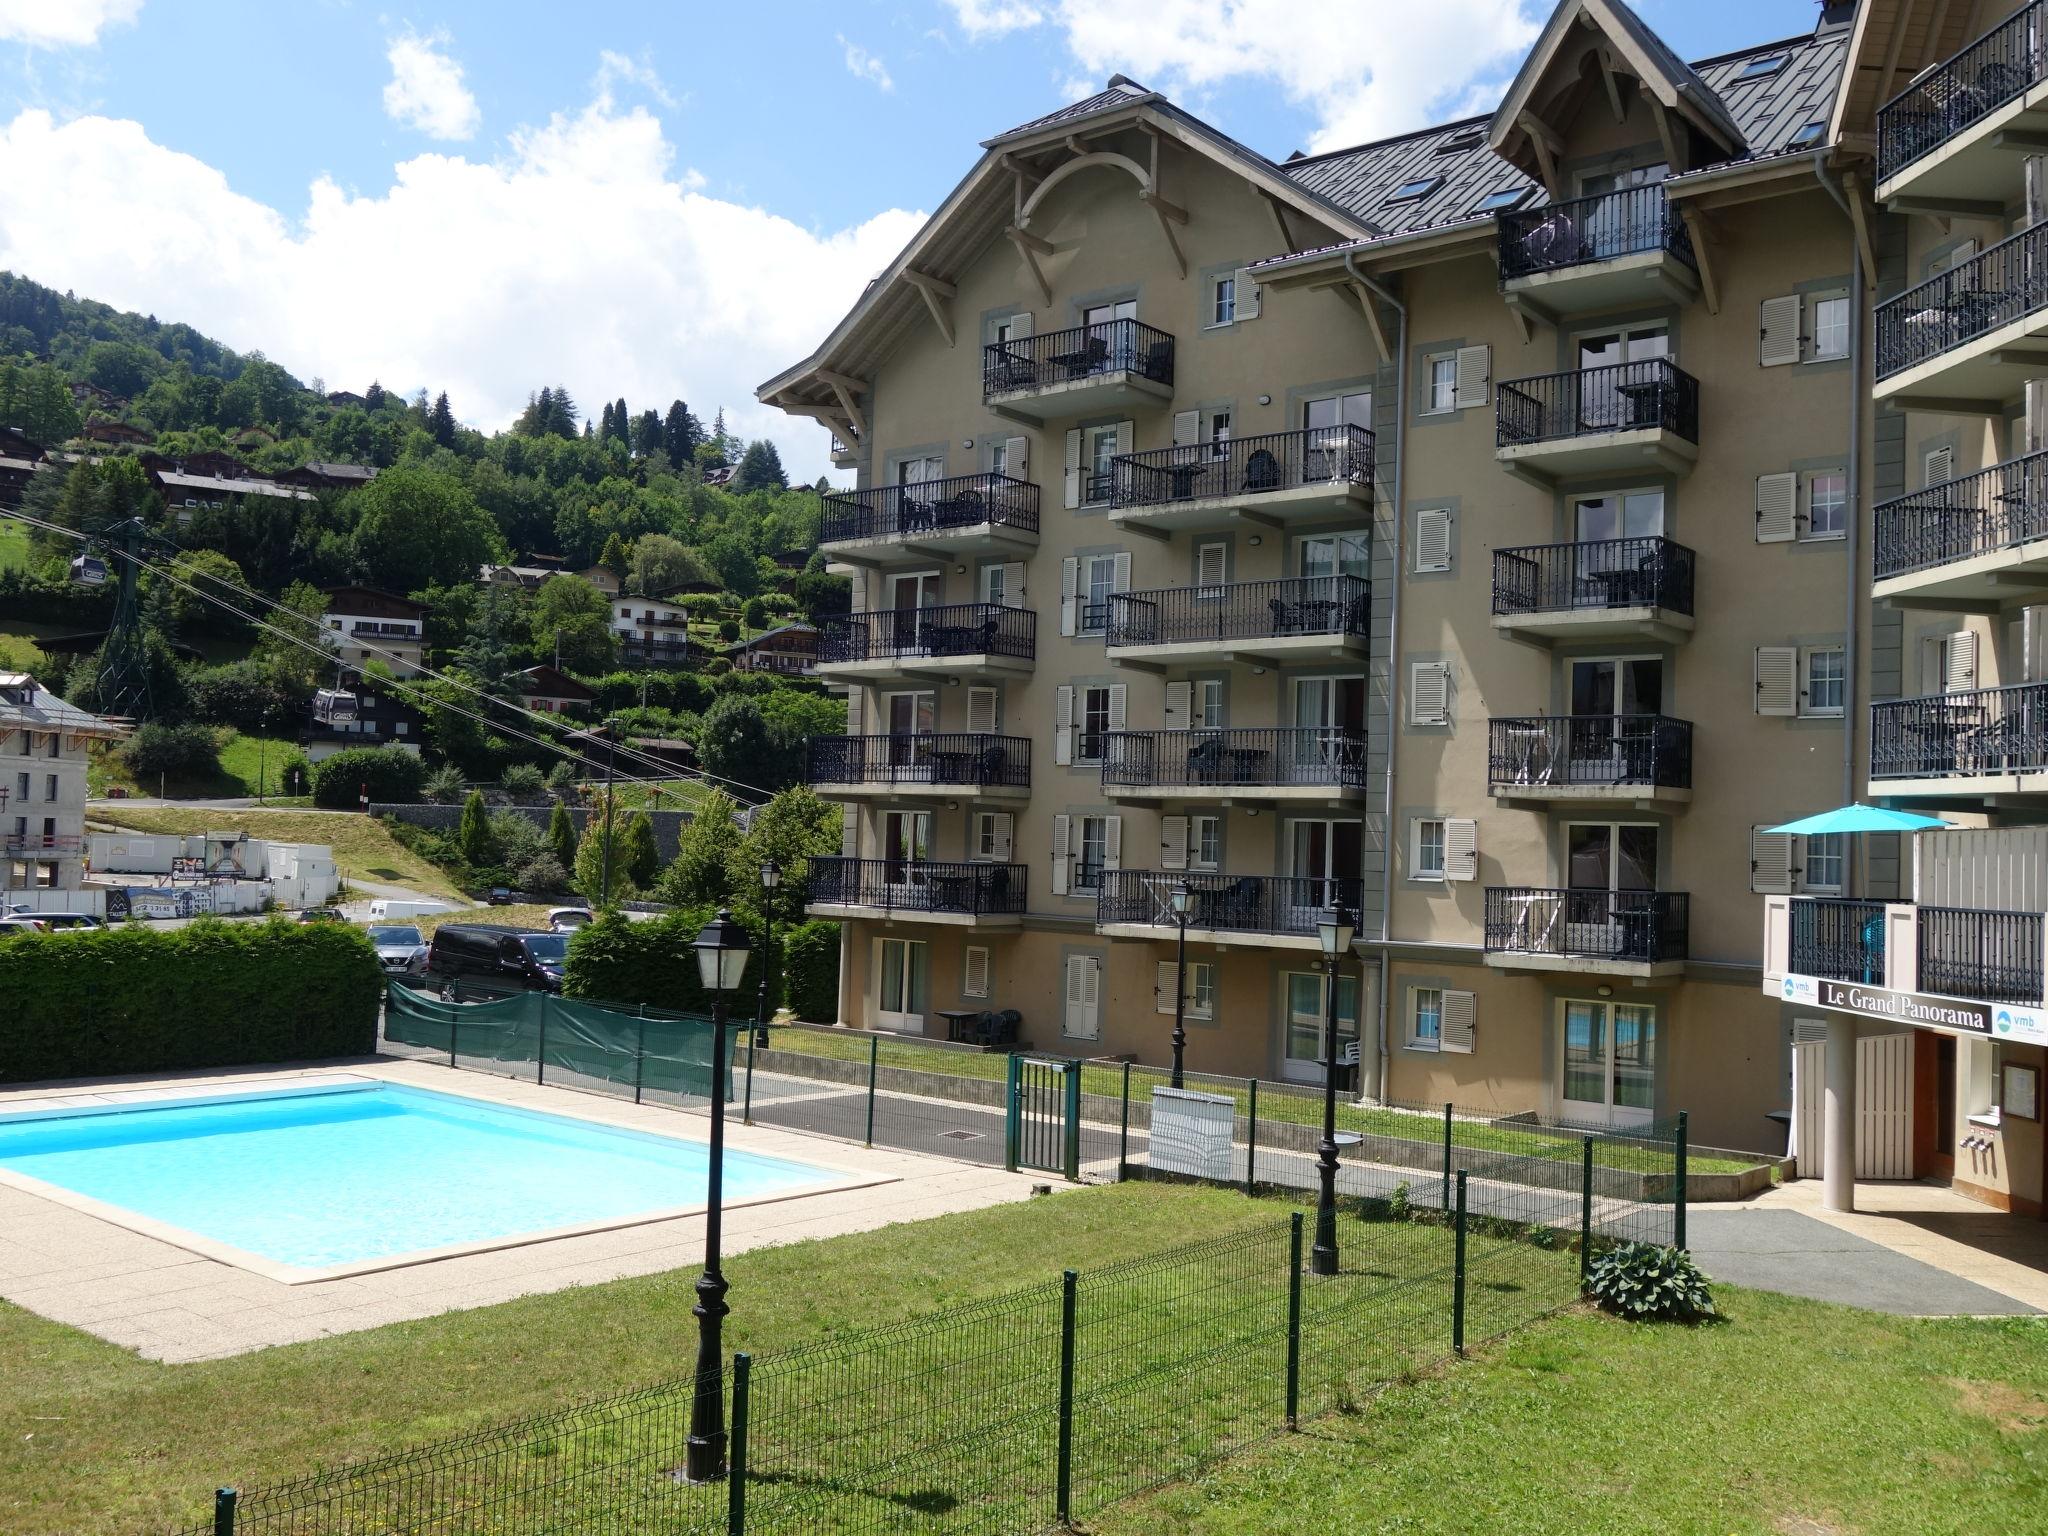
[1575,325,1668,430]
[882,810,930,889]
[884,691,935,773]
[1567,659,1663,783]
[1300,391,1372,478]
[1291,675,1367,780]
[877,938,929,1033]
[886,571,942,649]
[1282,971,1361,1083]
[1286,817,1363,923]
[1560,999,1658,1125]
[1565,822,1659,958]
[1083,299,1137,370]
[1579,162,1668,260]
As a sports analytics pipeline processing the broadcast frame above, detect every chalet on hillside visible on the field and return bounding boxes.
[302,678,424,763]
[321,587,427,676]
[728,623,817,676]
[517,664,597,716]
[280,461,378,492]
[0,427,43,500]
[81,420,151,446]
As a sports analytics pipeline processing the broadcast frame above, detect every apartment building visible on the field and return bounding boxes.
[761,0,1881,1154]
[0,672,128,892]
[321,586,426,677]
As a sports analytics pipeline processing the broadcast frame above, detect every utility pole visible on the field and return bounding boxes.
[599,720,616,907]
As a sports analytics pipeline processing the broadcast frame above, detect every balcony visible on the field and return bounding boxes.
[808,855,1026,928]
[819,473,1039,562]
[1107,426,1375,534]
[1486,715,1692,807]
[1490,536,1696,645]
[1096,870,1365,951]
[1870,682,2048,796]
[1877,2,2048,206]
[1767,895,2045,1009]
[619,642,703,670]
[815,603,1035,680]
[1496,187,1698,323]
[1872,449,2048,604]
[1104,575,1369,668]
[1875,222,2048,408]
[1484,887,1689,979]
[2,834,82,856]
[1099,728,1370,803]
[1494,359,1698,486]
[807,733,1030,799]
[982,318,1174,420]
[347,622,420,639]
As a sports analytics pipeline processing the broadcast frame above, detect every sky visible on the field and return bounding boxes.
[0,0,1820,480]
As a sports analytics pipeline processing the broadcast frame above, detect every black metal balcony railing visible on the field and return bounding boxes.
[1100,728,1370,792]
[982,318,1175,399]
[1097,870,1366,939]
[1106,575,1370,651]
[1484,887,1690,965]
[1485,715,1693,790]
[1492,536,1696,618]
[818,603,1036,665]
[820,473,1040,545]
[1919,904,2045,1005]
[1497,186,1694,284]
[1877,220,2048,380]
[1789,897,1889,984]
[1873,448,2048,580]
[806,733,1030,790]
[1110,425,1375,511]
[1878,2,2047,182]
[809,856,1027,917]
[1870,682,2048,780]
[1496,359,1699,447]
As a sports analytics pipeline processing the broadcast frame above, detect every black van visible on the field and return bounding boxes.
[424,924,569,995]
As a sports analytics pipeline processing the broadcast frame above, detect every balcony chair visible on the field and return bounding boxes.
[934,486,984,529]
[974,864,1012,909]
[976,741,1011,785]
[990,352,1038,392]
[1060,335,1110,380]
[1141,340,1172,380]
[1242,448,1282,493]
[1269,595,1305,636]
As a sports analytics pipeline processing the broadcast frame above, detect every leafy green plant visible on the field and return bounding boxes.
[120,721,221,781]
[498,762,547,802]
[1585,1242,1717,1323]
[310,745,428,808]
[423,762,468,804]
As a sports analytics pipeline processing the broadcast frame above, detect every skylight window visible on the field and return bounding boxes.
[1472,187,1535,214]
[1732,54,1786,83]
[1435,128,1484,155]
[1386,176,1443,205]
[1788,120,1825,149]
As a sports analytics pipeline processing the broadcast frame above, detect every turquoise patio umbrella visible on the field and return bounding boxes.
[1761,802,1953,836]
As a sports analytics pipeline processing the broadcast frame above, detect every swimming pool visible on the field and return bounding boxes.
[0,1081,858,1280]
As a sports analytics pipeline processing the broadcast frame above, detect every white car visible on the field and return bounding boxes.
[0,916,47,936]
[547,907,594,933]
[31,913,103,932]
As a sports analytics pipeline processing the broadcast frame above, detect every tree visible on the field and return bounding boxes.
[659,788,741,906]
[627,532,705,597]
[457,788,497,868]
[695,694,773,790]
[599,399,617,443]
[428,391,456,447]
[20,363,81,444]
[156,549,249,636]
[709,408,731,465]
[309,746,428,807]
[548,801,578,868]
[350,468,503,591]
[731,440,788,494]
[597,531,629,580]
[364,380,387,411]
[452,584,528,696]
[253,580,329,692]
[621,809,659,889]
[662,400,700,468]
[610,397,630,447]
[572,804,634,907]
[630,409,663,460]
[728,786,836,918]
[529,573,617,673]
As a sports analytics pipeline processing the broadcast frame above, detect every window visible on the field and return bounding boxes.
[1436,127,1483,155]
[1789,120,1825,150]
[1064,953,1102,1040]
[1805,471,1847,540]
[1412,507,1453,572]
[989,440,1009,478]
[1561,1000,1658,1123]
[1081,553,1117,634]
[1413,818,1446,881]
[1472,186,1534,214]
[1732,53,1786,82]
[1802,645,1846,717]
[974,812,1013,861]
[877,938,929,1028]
[1426,355,1457,413]
[1409,660,1452,726]
[981,564,1007,607]
[1191,814,1221,870]
[1410,988,1444,1049]
[1810,294,1849,361]
[964,945,991,999]
[1802,833,1847,894]
[1085,425,1119,504]
[43,774,57,802]
[1283,971,1361,1081]
[1079,684,1113,763]
[1212,274,1237,326]
[1188,962,1216,1020]
[1196,679,1224,729]
[1076,815,1108,891]
[1209,410,1232,457]
[1386,176,1442,204]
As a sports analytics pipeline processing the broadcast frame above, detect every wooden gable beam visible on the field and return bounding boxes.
[1677,205,1720,315]
[1257,187,1296,252]
[1006,225,1054,305]
[1843,171,1879,289]
[1648,97,1685,175]
[1520,113,1563,198]
[1346,280,1391,363]
[1597,46,1629,124]
[776,398,859,442]
[813,369,870,441]
[903,269,957,348]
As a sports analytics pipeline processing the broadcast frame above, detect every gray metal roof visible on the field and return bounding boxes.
[985,78,1158,147]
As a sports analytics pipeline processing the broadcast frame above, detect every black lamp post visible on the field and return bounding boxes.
[685,907,750,1483]
[1311,901,1356,1278]
[1169,880,1192,1088]
[753,858,782,1049]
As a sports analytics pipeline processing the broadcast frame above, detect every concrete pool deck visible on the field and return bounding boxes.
[0,1059,1061,1362]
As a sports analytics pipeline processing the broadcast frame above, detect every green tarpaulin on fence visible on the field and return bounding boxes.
[385,983,735,1100]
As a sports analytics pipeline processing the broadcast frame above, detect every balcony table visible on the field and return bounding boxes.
[1167,461,1212,500]
[1582,566,1649,608]
[937,1008,983,1044]
[1500,724,1552,785]
[1614,379,1668,430]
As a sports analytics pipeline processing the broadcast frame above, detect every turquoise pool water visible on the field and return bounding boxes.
[0,1083,837,1271]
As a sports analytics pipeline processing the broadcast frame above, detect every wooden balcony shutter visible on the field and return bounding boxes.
[1751,827,1795,894]
[1164,680,1192,731]
[1754,646,1798,716]
[1944,630,1979,693]
[1172,409,1200,446]
[1108,683,1127,732]
[1755,472,1798,543]
[1196,542,1227,586]
[1054,684,1075,765]
[967,685,998,733]
[845,687,864,735]
[1923,445,1954,488]
[1233,268,1261,320]
[840,803,859,856]
[1759,294,1801,366]
[987,812,1014,861]
[1059,556,1080,636]
[1112,550,1131,594]
[1440,990,1476,1053]
[1003,435,1029,481]
[1064,428,1083,509]
[964,945,991,999]
[1413,507,1453,572]
[1409,660,1451,725]
[1443,818,1478,881]
[1050,813,1072,894]
[1103,814,1122,871]
[1155,960,1179,1014]
[1454,345,1490,409]
[1160,814,1189,871]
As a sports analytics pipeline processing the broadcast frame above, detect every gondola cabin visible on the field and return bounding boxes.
[312,688,359,726]
[68,555,107,586]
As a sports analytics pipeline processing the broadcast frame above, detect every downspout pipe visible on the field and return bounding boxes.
[1814,151,1864,834]
[1347,249,1406,1103]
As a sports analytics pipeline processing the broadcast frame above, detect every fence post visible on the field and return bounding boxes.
[213,1487,237,1536]
[1245,1078,1259,1197]
[727,1352,750,1536]
[1441,1101,1454,1213]
[1674,1110,1689,1252]
[449,997,459,1070]
[1004,1053,1021,1172]
[634,1012,647,1105]
[1285,1211,1303,1432]
[742,1031,755,1125]
[1063,1060,1083,1182]
[1117,1061,1131,1182]
[1580,1135,1595,1289]
[864,1035,879,1148]
[536,993,548,1087]
[1056,1268,1077,1527]
[1452,1169,1469,1358]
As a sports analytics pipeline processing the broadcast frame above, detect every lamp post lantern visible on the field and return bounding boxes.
[1169,881,1192,1089]
[1311,901,1356,1278]
[753,858,782,1049]
[685,907,750,1483]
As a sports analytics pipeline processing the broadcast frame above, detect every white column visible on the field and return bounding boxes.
[835,923,856,1028]
[1823,1015,1857,1213]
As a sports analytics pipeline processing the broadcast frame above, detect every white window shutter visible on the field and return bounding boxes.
[1112,550,1131,593]
[1064,428,1082,509]
[967,685,998,733]
[990,812,1014,861]
[1759,294,1801,366]
[1003,435,1029,482]
[1234,267,1261,320]
[1059,556,1079,636]
[1172,409,1200,446]
[1196,543,1226,586]
[1755,472,1798,543]
[1409,661,1451,726]
[1116,419,1134,456]
[1755,646,1798,716]
[1947,630,1980,692]
[1924,446,1954,488]
[1065,955,1101,1039]
[1414,507,1452,572]
[1000,560,1026,601]
[1050,813,1072,894]
[1103,814,1122,871]
[1164,680,1192,731]
[845,688,864,736]
[1440,990,1476,1054]
[1160,814,1189,870]
[1108,683,1127,731]
[1155,960,1177,1014]
[1443,818,1478,881]
[1751,827,1795,894]
[840,803,859,856]
[965,946,991,999]
[1054,684,1075,765]
[1454,344,1490,409]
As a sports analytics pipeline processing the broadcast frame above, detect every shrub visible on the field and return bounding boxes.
[311,746,428,808]
[0,920,381,1082]
[704,657,732,676]
[515,852,570,894]
[547,801,577,867]
[423,762,468,804]
[489,809,546,871]
[621,809,659,889]
[780,919,839,1022]
[499,762,548,803]
[120,722,221,782]
[741,596,769,627]
[187,661,298,734]
[458,789,496,867]
[563,908,759,1013]
[1585,1243,1717,1323]
[545,760,579,797]
[716,618,741,643]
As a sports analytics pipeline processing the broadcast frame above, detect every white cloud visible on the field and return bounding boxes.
[594,49,679,111]
[382,28,482,142]
[837,35,895,94]
[957,0,1544,152]
[0,0,141,48]
[0,100,923,480]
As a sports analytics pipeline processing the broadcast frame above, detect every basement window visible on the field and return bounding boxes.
[1386,176,1443,205]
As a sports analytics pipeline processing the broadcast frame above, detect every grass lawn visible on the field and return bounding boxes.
[89,732,306,800]
[0,519,31,572]
[88,806,467,905]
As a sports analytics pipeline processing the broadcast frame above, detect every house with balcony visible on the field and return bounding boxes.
[757,0,1933,1146]
[609,595,711,669]
[0,673,128,892]
[300,680,423,764]
[320,587,426,677]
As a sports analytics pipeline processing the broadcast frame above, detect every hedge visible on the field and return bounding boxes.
[310,745,429,808]
[781,920,840,1022]
[563,909,840,1021]
[0,920,383,1083]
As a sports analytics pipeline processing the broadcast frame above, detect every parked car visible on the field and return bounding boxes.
[424,924,568,995]
[0,916,47,937]
[547,907,593,932]
[34,913,104,931]
[365,924,429,977]
[297,908,346,924]
[486,887,513,906]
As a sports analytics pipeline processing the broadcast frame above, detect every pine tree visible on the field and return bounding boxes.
[731,439,788,494]
[709,408,730,465]
[622,809,658,889]
[548,386,580,437]
[630,408,663,460]
[611,397,630,446]
[597,531,629,579]
[523,387,555,436]
[364,380,387,411]
[457,788,497,869]
[547,800,577,868]
[599,400,616,442]
[428,391,456,447]
[662,400,700,468]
